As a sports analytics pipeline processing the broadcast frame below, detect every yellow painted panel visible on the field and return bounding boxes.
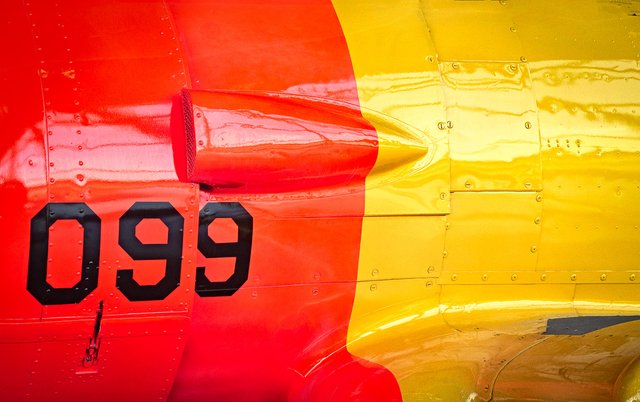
[356,216,446,281]
[510,0,640,61]
[441,61,541,191]
[531,60,640,270]
[332,0,449,216]
[422,0,524,62]
[346,279,470,401]
[424,0,639,62]
[444,192,541,271]
[493,320,640,402]
[614,355,640,402]
[439,284,577,332]
[574,284,640,315]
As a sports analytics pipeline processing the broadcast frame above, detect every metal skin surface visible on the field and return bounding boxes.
[0,1,638,401]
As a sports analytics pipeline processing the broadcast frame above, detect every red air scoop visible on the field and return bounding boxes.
[171,89,379,194]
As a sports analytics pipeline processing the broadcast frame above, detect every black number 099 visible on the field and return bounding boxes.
[27,201,253,305]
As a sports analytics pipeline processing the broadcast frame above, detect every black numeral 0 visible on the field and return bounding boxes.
[27,203,101,305]
[196,202,252,297]
[117,202,184,301]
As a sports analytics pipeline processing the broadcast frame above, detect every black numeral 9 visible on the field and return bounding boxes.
[116,202,184,301]
[196,202,253,297]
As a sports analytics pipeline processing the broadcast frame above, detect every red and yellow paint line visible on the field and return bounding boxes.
[332,1,452,400]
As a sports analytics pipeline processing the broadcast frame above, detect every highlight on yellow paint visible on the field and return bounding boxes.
[333,0,640,401]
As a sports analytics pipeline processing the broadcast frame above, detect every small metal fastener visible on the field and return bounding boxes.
[511,274,518,281]
[570,274,577,281]
[370,284,377,291]
[525,121,532,129]
[447,121,454,129]
[452,62,460,69]
[439,192,447,200]
[437,121,447,130]
[600,274,607,281]
[427,266,435,273]
[630,274,636,281]
[371,268,379,277]
[426,281,433,288]
[451,274,457,281]
[540,274,547,281]
[530,245,537,253]
[482,274,488,281]
[520,56,528,62]
[536,194,543,202]
[534,217,541,224]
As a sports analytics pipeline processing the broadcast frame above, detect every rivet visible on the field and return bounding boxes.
[570,274,577,281]
[312,288,319,296]
[520,56,528,62]
[511,273,518,281]
[464,180,472,189]
[534,217,541,224]
[370,284,377,291]
[536,194,543,202]
[437,121,446,130]
[600,274,607,281]
[447,121,453,129]
[452,62,460,69]
[482,274,488,281]
[198,140,204,146]
[524,182,532,189]
[509,26,517,32]
[530,245,537,253]
[427,56,434,63]
[443,250,448,258]
[371,268,379,277]
[451,274,457,281]
[426,281,433,288]
[525,121,532,129]
[540,274,547,281]
[195,112,202,118]
[630,274,636,281]
[439,192,447,200]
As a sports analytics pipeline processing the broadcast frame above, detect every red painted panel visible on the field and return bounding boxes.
[0,0,401,400]
[0,0,48,322]
[1,1,197,401]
